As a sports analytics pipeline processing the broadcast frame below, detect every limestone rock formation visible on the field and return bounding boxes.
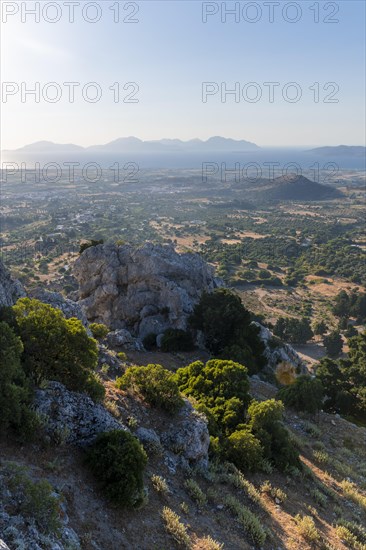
[33,382,123,446]
[73,242,221,338]
[161,401,210,468]
[29,288,89,329]
[0,259,25,307]
[254,322,308,376]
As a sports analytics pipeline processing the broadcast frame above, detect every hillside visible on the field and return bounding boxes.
[254,175,343,202]
[0,251,365,550]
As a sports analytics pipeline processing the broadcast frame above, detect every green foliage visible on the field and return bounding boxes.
[248,399,300,470]
[225,429,263,471]
[189,289,265,373]
[273,316,313,344]
[142,332,157,350]
[323,331,343,357]
[116,364,183,413]
[79,239,104,255]
[313,320,328,336]
[175,359,250,433]
[12,298,104,400]
[316,332,366,421]
[333,290,366,323]
[89,322,109,340]
[176,361,299,472]
[6,465,61,533]
[85,430,147,507]
[160,328,195,352]
[0,321,31,433]
[277,376,324,414]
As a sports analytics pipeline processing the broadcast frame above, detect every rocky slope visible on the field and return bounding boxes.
[73,242,222,338]
[0,260,25,307]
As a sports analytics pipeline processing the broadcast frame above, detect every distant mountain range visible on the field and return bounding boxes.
[6,136,260,154]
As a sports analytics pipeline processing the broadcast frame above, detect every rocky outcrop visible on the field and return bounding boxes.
[73,243,221,338]
[0,259,25,307]
[254,322,308,376]
[107,329,144,351]
[33,382,123,446]
[29,288,89,329]
[161,401,210,468]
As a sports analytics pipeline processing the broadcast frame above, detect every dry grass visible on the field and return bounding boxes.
[295,514,320,542]
[151,474,169,495]
[162,507,191,548]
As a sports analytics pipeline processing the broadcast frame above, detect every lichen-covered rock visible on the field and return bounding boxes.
[107,329,144,351]
[161,401,210,467]
[0,259,25,307]
[29,288,89,329]
[33,382,123,446]
[73,242,221,338]
[253,322,308,375]
[135,427,162,454]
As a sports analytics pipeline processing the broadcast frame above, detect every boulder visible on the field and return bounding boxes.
[107,329,144,351]
[0,259,25,307]
[33,382,123,446]
[29,288,89,329]
[73,243,221,338]
[253,322,308,375]
[161,400,210,467]
[135,427,162,454]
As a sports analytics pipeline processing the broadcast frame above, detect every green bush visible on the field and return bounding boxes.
[225,429,263,471]
[142,332,157,350]
[6,465,61,533]
[89,323,109,340]
[0,321,31,434]
[189,289,265,373]
[248,399,300,469]
[116,364,184,413]
[175,359,250,432]
[85,430,147,507]
[160,328,194,352]
[12,298,104,400]
[277,376,324,414]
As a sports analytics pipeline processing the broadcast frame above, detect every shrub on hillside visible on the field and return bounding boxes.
[248,399,300,470]
[189,289,265,373]
[142,332,157,350]
[160,328,195,352]
[89,322,109,340]
[277,376,324,414]
[225,429,263,471]
[85,430,147,507]
[323,331,343,357]
[175,359,250,432]
[12,298,104,400]
[116,364,184,413]
[0,321,31,434]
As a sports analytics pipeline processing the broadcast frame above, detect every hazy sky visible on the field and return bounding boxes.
[1,0,365,149]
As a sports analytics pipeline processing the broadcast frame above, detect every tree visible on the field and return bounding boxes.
[12,298,103,400]
[313,320,328,336]
[189,289,265,373]
[277,376,324,414]
[0,322,30,433]
[273,317,313,344]
[323,331,343,357]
